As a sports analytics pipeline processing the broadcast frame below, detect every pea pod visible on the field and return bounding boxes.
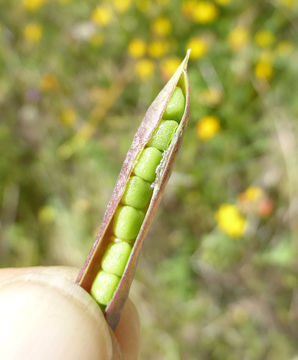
[76,50,191,329]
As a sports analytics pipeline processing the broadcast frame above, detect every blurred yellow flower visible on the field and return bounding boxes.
[193,2,218,23]
[89,32,104,47]
[216,204,246,238]
[24,23,42,43]
[40,73,60,92]
[231,305,248,325]
[23,0,44,11]
[187,37,208,59]
[255,60,273,80]
[151,17,172,37]
[196,115,220,141]
[215,0,232,5]
[136,59,155,80]
[201,88,223,106]
[244,186,264,202]
[74,198,91,212]
[276,41,294,56]
[60,108,77,127]
[112,0,131,12]
[160,56,181,79]
[148,40,169,58]
[128,38,146,58]
[277,0,295,7]
[259,50,274,62]
[92,5,113,26]
[255,30,275,48]
[228,27,249,51]
[136,0,152,12]
[38,205,55,224]
[181,0,197,18]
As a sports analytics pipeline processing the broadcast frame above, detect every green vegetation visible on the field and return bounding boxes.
[1,0,298,358]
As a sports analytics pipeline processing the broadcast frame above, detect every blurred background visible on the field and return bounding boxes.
[1,0,298,358]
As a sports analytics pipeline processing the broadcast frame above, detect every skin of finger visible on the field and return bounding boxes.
[0,267,140,360]
[114,297,141,360]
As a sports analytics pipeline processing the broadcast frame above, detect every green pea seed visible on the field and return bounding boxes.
[163,87,185,122]
[113,205,145,241]
[122,175,152,210]
[91,270,120,306]
[147,120,178,151]
[134,147,162,182]
[101,241,132,277]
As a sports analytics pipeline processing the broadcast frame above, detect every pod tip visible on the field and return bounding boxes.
[183,49,191,70]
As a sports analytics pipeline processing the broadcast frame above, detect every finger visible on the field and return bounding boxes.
[0,266,78,283]
[0,268,140,360]
[114,298,141,360]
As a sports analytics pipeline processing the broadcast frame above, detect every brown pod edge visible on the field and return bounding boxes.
[76,50,191,330]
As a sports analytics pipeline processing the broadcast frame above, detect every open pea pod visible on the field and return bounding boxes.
[76,50,191,329]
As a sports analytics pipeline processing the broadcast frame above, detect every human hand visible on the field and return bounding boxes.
[0,266,140,360]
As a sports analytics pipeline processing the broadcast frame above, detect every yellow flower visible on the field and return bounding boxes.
[136,0,152,12]
[231,306,248,325]
[38,205,55,224]
[156,0,169,4]
[255,30,275,48]
[277,0,295,7]
[193,2,218,23]
[187,37,208,59]
[60,108,77,127]
[201,88,223,106]
[259,50,274,62]
[160,56,181,79]
[276,41,294,56]
[148,40,169,58]
[196,115,220,141]
[228,27,249,51]
[74,198,91,212]
[91,5,113,26]
[23,0,44,11]
[128,38,146,58]
[151,17,172,37]
[244,186,264,202]
[24,23,42,43]
[112,0,131,12]
[135,59,155,80]
[255,60,273,80]
[40,73,60,92]
[181,0,197,18]
[216,204,246,238]
[89,32,104,47]
[215,0,232,5]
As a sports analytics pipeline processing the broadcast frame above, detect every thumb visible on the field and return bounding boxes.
[0,268,140,360]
